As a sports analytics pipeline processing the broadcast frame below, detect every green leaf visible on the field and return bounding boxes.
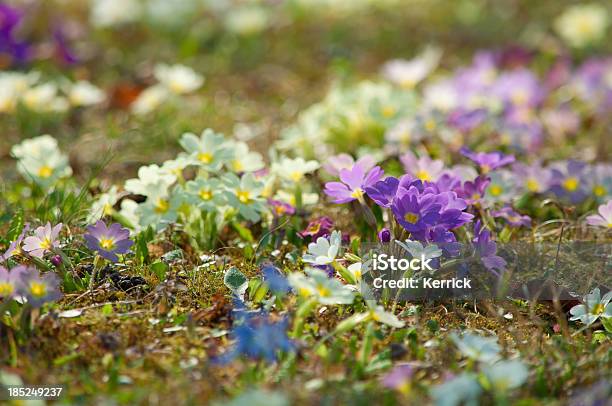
[6,208,24,241]
[224,267,249,298]
[231,221,254,243]
[151,261,169,281]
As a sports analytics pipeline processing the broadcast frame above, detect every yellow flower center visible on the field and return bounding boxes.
[490,185,503,196]
[199,189,212,201]
[103,203,113,216]
[38,165,53,178]
[480,164,491,174]
[298,287,311,297]
[563,177,579,192]
[40,237,53,250]
[29,282,47,298]
[526,178,539,192]
[592,303,605,315]
[232,160,244,172]
[236,190,251,204]
[351,188,365,200]
[415,170,431,181]
[425,119,436,132]
[471,193,481,201]
[382,106,396,118]
[511,90,528,105]
[197,152,213,164]
[154,199,170,214]
[404,212,419,224]
[289,171,303,182]
[400,79,416,89]
[593,185,606,197]
[316,285,331,297]
[0,282,14,297]
[99,237,116,251]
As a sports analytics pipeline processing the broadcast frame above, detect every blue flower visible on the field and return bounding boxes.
[261,264,290,294]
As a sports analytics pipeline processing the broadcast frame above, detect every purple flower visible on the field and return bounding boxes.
[456,176,490,205]
[323,154,375,177]
[472,221,506,276]
[460,147,515,174]
[447,108,488,133]
[53,27,78,65]
[324,165,384,204]
[589,164,612,201]
[511,161,552,194]
[381,363,414,391]
[299,216,334,240]
[586,200,612,229]
[268,199,295,217]
[400,151,446,182]
[549,160,589,204]
[17,266,62,307]
[0,266,25,299]
[391,186,442,234]
[84,221,134,262]
[1,223,30,262]
[491,206,531,228]
[493,68,545,108]
[23,223,62,258]
[366,176,401,208]
[0,4,30,64]
[378,228,392,243]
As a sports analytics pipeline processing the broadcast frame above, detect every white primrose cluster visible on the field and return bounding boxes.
[131,64,204,115]
[91,128,321,232]
[11,135,73,188]
[0,72,105,114]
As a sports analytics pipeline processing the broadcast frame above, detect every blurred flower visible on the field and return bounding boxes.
[569,287,612,326]
[431,373,482,406]
[0,266,24,299]
[88,186,120,223]
[381,363,413,392]
[288,267,355,305]
[493,69,545,108]
[224,5,269,36]
[225,141,265,173]
[272,157,320,184]
[179,129,232,172]
[381,47,441,89]
[124,164,176,197]
[456,176,490,205]
[395,239,442,267]
[324,165,384,203]
[130,85,169,115]
[367,304,405,328]
[11,135,72,188]
[21,83,69,113]
[91,0,142,27]
[223,173,267,222]
[137,190,182,231]
[484,170,516,204]
[18,266,62,307]
[586,200,612,229]
[482,360,529,391]
[472,221,506,276]
[491,206,531,228]
[549,160,590,204]
[0,4,29,64]
[299,216,334,240]
[512,161,552,194]
[85,221,134,262]
[185,178,226,211]
[400,151,445,182]
[450,331,501,363]
[154,64,204,95]
[23,223,62,258]
[67,81,106,107]
[262,264,290,294]
[323,153,375,177]
[589,164,612,201]
[460,147,515,174]
[555,4,609,48]
[423,79,458,111]
[268,199,295,217]
[303,231,342,266]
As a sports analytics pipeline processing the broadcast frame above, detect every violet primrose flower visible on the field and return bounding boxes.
[0,266,24,299]
[324,165,384,204]
[472,221,506,276]
[456,176,490,205]
[0,223,30,261]
[299,216,334,240]
[491,206,531,228]
[400,151,445,182]
[586,200,612,229]
[460,147,515,174]
[84,221,134,262]
[391,185,443,234]
[17,265,62,308]
[23,223,62,258]
[268,199,295,217]
[323,154,375,177]
[549,160,589,204]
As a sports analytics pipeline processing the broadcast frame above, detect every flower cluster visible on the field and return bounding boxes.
[11,135,72,188]
[0,265,61,308]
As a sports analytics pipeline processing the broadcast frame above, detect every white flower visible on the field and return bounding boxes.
[224,6,269,36]
[569,287,612,326]
[482,360,529,391]
[124,164,177,197]
[273,189,319,207]
[225,140,265,173]
[450,331,501,363]
[367,304,405,328]
[154,64,204,95]
[288,268,355,305]
[67,81,106,107]
[303,230,341,266]
[423,79,458,111]
[131,85,169,115]
[223,173,267,222]
[271,157,320,183]
[21,83,68,113]
[91,0,142,27]
[88,186,120,223]
[347,262,363,282]
[184,177,226,211]
[381,47,442,89]
[555,4,609,48]
[395,240,442,269]
[0,72,36,113]
[136,189,183,231]
[11,135,72,187]
[179,129,233,172]
[160,157,192,179]
[118,199,141,232]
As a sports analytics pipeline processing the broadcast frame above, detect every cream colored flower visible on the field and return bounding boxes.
[555,4,609,48]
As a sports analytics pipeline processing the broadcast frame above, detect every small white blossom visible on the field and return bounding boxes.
[154,64,204,95]
[271,157,320,183]
[179,129,233,172]
[11,135,72,188]
[131,85,169,115]
[288,268,355,305]
[67,81,106,107]
[225,140,265,173]
[569,287,612,326]
[223,173,267,222]
[124,164,177,197]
